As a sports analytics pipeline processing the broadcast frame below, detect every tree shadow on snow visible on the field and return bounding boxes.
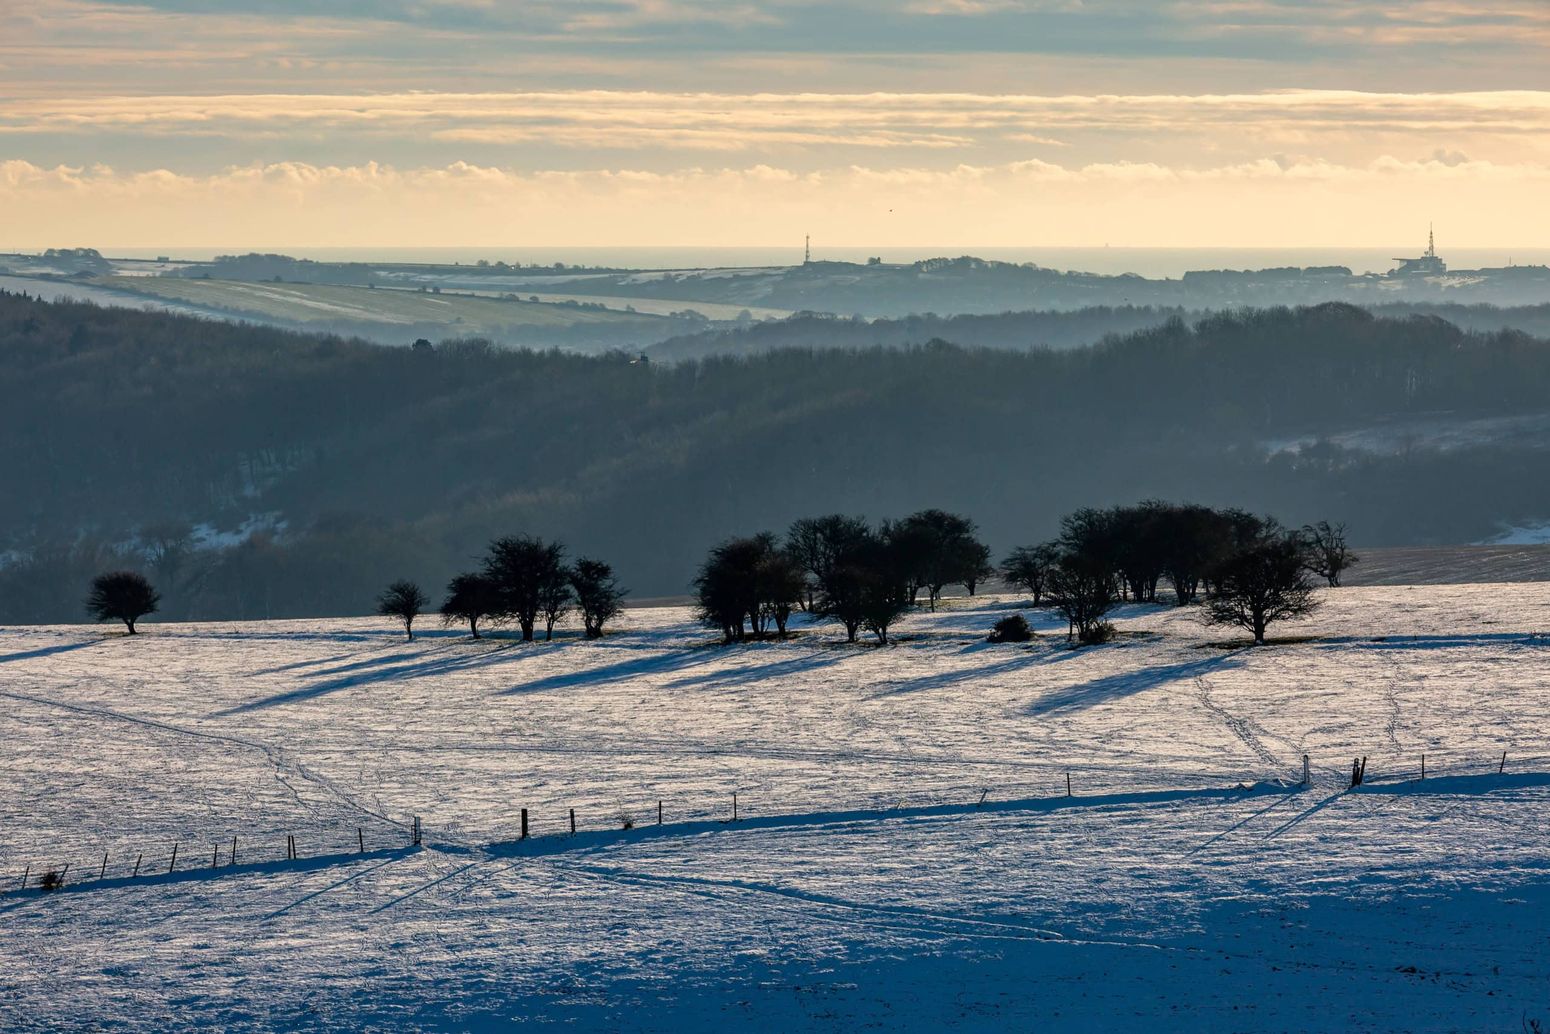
[0,639,104,664]
[497,644,727,695]
[660,650,850,691]
[1026,653,1244,716]
[214,641,536,715]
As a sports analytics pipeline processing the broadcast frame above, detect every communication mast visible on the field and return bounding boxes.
[804,235,811,264]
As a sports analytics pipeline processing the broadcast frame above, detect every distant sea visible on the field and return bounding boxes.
[37,246,1550,279]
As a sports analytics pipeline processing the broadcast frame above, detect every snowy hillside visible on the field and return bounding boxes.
[4,587,1550,1031]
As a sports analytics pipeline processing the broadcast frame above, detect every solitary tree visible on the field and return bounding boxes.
[1302,521,1359,587]
[86,571,159,634]
[570,558,627,639]
[1001,543,1059,605]
[377,580,428,640]
[440,573,499,638]
[1203,529,1320,645]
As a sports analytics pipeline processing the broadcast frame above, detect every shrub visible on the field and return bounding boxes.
[987,614,1033,643]
[38,870,64,892]
[1079,620,1115,645]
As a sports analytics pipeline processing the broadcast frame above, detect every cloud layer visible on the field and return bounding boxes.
[2,1,1544,246]
[5,155,1546,249]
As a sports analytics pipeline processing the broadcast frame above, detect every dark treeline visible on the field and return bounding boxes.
[651,302,1550,362]
[691,502,1340,647]
[1001,502,1347,645]
[695,510,991,644]
[5,291,1550,623]
[647,306,1193,361]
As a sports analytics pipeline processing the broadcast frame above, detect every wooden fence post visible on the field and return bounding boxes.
[1421,754,1425,780]
[520,808,529,840]
[1066,772,1072,797]
[358,828,364,854]
[733,793,738,822]
[211,846,219,869]
[20,865,27,890]
[658,800,663,826]
[1302,754,1310,786]
[100,852,108,881]
[59,863,69,887]
[169,842,178,873]
[412,816,421,847]
[569,808,576,835]
[1501,751,1508,773]
[133,854,142,877]
[231,836,237,866]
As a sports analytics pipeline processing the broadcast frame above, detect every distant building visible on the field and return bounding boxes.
[1391,226,1447,277]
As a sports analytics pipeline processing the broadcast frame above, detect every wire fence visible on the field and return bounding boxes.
[9,744,1548,897]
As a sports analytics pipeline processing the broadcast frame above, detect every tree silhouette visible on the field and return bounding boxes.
[85,571,159,634]
[377,580,428,640]
[570,558,627,639]
[1001,543,1058,605]
[482,536,567,642]
[1302,521,1359,587]
[440,573,499,638]
[1204,528,1320,645]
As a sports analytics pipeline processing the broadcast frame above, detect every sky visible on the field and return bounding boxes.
[2,0,1549,250]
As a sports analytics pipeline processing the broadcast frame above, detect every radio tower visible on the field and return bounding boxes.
[804,235,811,265]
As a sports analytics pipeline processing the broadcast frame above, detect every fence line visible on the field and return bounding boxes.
[8,747,1548,896]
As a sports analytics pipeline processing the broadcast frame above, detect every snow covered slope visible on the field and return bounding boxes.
[3,588,1550,1031]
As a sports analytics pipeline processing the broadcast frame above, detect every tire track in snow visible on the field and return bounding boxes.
[0,689,402,830]
[1195,677,1282,773]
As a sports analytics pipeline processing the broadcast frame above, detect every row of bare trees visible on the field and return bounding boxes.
[377,536,627,641]
[694,510,992,644]
[1000,502,1356,645]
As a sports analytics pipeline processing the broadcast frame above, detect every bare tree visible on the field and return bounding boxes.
[1046,552,1117,645]
[786,514,869,610]
[887,509,987,611]
[483,536,567,642]
[440,573,499,638]
[86,571,160,634]
[140,521,195,594]
[1204,529,1320,645]
[693,534,804,642]
[960,540,995,596]
[377,580,428,640]
[570,558,627,639]
[1302,521,1359,587]
[538,564,573,641]
[1001,543,1059,605]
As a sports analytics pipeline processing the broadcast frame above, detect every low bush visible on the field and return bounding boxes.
[987,613,1033,643]
[1079,620,1115,646]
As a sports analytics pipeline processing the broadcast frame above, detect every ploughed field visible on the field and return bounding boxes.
[3,586,1550,1031]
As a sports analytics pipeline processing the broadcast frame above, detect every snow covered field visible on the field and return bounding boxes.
[4,586,1550,1031]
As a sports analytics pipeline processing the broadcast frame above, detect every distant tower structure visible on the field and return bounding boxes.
[1391,223,1447,277]
[804,235,811,265]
